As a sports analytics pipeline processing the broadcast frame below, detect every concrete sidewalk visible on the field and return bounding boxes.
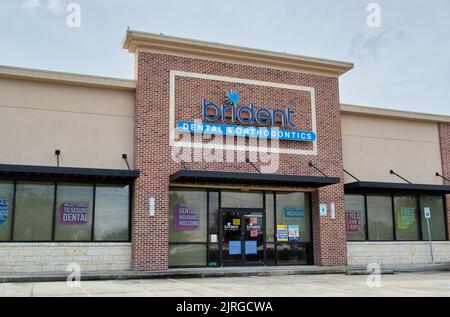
[2,271,450,297]
[0,263,448,283]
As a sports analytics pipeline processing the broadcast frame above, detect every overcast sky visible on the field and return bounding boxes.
[0,0,449,115]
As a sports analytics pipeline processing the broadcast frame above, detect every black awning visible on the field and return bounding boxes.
[0,164,140,183]
[170,170,340,188]
[345,181,450,195]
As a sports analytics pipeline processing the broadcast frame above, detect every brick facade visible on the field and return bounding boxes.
[438,123,450,239]
[133,50,347,270]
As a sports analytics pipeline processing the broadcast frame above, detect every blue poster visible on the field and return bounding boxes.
[284,206,304,219]
[245,241,258,255]
[229,240,241,255]
[0,199,8,225]
[288,225,300,242]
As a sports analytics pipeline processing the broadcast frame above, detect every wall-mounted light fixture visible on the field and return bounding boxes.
[122,154,130,171]
[245,158,261,174]
[436,172,450,183]
[390,170,412,184]
[55,149,61,167]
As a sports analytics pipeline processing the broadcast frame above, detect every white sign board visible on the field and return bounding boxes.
[424,207,431,219]
[330,203,336,219]
[148,197,156,217]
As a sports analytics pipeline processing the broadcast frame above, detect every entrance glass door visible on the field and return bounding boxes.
[220,209,265,266]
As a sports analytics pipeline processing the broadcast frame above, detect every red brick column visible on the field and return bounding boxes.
[438,123,450,241]
[312,184,347,266]
[132,51,170,271]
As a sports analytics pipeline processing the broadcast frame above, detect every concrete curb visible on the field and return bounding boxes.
[0,268,351,283]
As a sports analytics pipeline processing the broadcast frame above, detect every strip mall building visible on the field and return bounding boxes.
[0,30,449,273]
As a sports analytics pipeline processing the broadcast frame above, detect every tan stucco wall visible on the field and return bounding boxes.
[0,77,134,169]
[342,113,443,184]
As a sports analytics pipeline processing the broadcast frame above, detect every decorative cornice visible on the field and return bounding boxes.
[123,30,354,77]
[0,65,136,91]
[341,104,450,123]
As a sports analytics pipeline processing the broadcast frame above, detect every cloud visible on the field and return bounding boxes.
[349,22,405,60]
[21,0,65,14]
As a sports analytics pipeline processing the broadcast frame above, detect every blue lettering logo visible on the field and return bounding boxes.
[203,91,297,128]
[180,92,317,143]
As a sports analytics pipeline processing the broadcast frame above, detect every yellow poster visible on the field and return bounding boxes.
[233,218,241,226]
[277,225,288,242]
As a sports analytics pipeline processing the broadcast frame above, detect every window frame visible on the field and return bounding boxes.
[346,193,448,242]
[344,194,368,241]
[1,180,133,243]
[0,181,16,242]
[168,188,209,268]
[93,183,133,242]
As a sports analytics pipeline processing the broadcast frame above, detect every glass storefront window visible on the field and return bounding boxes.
[207,191,219,267]
[208,191,219,235]
[0,182,14,241]
[0,180,131,242]
[208,243,219,267]
[420,196,447,241]
[345,195,367,241]
[221,191,263,209]
[367,195,394,241]
[94,185,130,241]
[13,182,55,241]
[276,243,308,265]
[275,192,310,243]
[169,188,207,243]
[54,184,93,241]
[266,243,276,265]
[265,192,275,242]
[394,196,420,241]
[169,244,207,267]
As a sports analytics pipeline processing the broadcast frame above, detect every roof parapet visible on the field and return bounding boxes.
[123,30,354,77]
[0,65,136,91]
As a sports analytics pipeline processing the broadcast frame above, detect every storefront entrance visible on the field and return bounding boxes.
[169,188,313,267]
[219,209,265,266]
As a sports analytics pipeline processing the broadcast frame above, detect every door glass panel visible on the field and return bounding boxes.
[243,211,264,264]
[221,209,265,266]
[221,211,242,265]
